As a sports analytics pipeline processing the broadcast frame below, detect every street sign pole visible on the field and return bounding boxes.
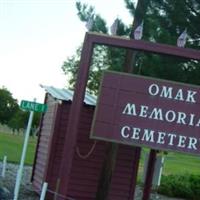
[13,98,47,200]
[13,109,34,200]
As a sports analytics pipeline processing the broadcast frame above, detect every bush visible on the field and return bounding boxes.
[158,174,200,200]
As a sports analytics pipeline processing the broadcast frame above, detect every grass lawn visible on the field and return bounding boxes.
[138,149,200,179]
[162,151,200,175]
[0,132,37,165]
[0,131,200,175]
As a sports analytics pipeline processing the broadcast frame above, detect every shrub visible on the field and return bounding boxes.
[158,174,200,200]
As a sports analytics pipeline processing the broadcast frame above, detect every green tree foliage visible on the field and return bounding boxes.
[0,87,18,124]
[8,108,41,135]
[62,2,110,95]
[134,0,200,85]
[0,87,41,133]
[62,0,200,95]
[62,2,131,95]
[62,45,110,95]
[7,110,24,133]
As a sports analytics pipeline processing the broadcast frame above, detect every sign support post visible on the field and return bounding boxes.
[142,150,157,200]
[13,109,34,200]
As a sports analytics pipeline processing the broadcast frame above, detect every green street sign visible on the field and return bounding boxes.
[20,100,47,113]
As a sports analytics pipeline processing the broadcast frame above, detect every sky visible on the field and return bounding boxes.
[0,0,134,103]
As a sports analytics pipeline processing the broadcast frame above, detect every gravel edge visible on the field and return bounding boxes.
[0,162,185,200]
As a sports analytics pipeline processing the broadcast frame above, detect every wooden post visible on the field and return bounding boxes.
[122,1,146,194]
[96,143,118,200]
[57,33,94,199]
[95,11,143,196]
[142,149,157,200]
[128,147,141,199]
[40,182,48,200]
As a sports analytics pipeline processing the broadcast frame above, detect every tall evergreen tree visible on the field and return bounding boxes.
[134,0,200,85]
[62,0,200,94]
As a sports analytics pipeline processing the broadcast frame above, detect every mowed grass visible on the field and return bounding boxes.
[162,151,200,175]
[0,131,200,174]
[0,132,37,165]
[138,149,200,178]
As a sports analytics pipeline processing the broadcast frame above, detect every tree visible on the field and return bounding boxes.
[134,0,200,85]
[8,108,41,135]
[0,87,41,133]
[62,2,133,95]
[62,0,200,95]
[0,87,18,124]
[7,110,24,133]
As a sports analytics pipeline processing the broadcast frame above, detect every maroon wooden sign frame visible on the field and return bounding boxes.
[91,71,200,155]
[57,32,200,199]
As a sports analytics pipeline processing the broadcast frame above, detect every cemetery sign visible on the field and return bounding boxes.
[91,71,200,155]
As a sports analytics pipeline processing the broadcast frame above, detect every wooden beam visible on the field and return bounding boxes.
[57,33,94,199]
[142,149,157,200]
[128,147,141,199]
[86,32,200,60]
[95,143,118,200]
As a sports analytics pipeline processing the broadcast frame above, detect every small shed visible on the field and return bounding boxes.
[31,86,139,200]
